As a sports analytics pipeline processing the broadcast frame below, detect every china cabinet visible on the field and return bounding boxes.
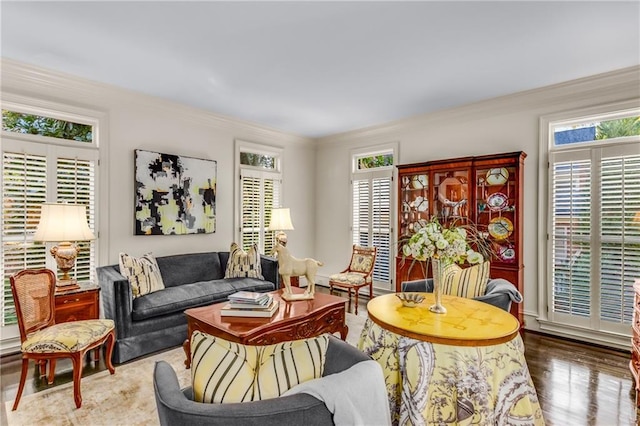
[396,151,526,323]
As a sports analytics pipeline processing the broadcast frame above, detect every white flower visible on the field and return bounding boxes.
[467,251,484,265]
[402,217,485,267]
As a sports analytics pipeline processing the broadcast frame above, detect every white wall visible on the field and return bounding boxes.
[1,59,317,266]
[314,66,640,331]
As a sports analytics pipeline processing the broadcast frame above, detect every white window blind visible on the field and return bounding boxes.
[2,152,48,326]
[240,169,281,254]
[56,157,96,282]
[549,143,640,333]
[352,172,393,287]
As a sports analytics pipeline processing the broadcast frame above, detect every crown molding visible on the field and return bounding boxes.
[0,58,313,146]
[318,65,640,146]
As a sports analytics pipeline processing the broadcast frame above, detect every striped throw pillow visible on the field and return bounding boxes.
[190,331,329,403]
[224,242,263,279]
[441,261,490,299]
[118,252,165,298]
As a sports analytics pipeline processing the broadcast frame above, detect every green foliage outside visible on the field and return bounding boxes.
[596,116,640,139]
[2,110,93,142]
[358,154,393,169]
[240,152,275,169]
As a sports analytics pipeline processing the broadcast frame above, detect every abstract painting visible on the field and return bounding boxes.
[135,149,216,235]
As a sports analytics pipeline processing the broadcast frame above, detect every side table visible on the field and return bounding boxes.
[55,282,100,323]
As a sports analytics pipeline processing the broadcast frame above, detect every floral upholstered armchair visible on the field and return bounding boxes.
[329,245,377,314]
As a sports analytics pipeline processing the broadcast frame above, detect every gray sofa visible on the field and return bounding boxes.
[153,335,372,426]
[97,251,279,364]
[401,277,522,312]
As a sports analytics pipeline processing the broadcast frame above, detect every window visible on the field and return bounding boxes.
[351,145,396,292]
[543,102,640,345]
[236,141,282,254]
[1,101,100,328]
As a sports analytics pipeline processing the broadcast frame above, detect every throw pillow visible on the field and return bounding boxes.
[441,261,490,299]
[191,331,329,404]
[224,242,264,279]
[118,252,165,298]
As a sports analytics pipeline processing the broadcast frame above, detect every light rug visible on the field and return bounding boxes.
[5,313,367,426]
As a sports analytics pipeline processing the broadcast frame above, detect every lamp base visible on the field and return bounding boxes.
[55,277,80,292]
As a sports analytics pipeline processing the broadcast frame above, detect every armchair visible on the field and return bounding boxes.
[401,277,522,312]
[153,335,374,426]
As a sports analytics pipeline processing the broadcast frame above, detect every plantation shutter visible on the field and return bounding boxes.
[56,157,96,282]
[2,152,48,326]
[599,146,640,325]
[240,170,281,254]
[372,177,391,282]
[550,150,592,319]
[550,144,640,329]
[352,179,370,246]
[351,175,392,284]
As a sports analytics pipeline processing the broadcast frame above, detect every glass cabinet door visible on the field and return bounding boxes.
[474,165,518,264]
[399,173,429,240]
[432,170,470,226]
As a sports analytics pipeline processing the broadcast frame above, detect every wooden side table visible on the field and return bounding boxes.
[54,282,100,323]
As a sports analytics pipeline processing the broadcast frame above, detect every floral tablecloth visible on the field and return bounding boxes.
[358,319,545,425]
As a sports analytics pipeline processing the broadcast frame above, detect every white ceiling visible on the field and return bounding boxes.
[1,1,639,137]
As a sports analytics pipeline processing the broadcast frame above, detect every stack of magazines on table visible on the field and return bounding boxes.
[221,291,279,318]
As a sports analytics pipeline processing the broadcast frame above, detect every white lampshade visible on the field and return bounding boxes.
[267,208,294,231]
[34,203,96,242]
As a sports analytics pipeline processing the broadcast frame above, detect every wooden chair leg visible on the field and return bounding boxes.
[47,359,56,384]
[12,358,29,411]
[104,330,116,374]
[38,360,47,378]
[71,353,83,408]
[354,289,359,315]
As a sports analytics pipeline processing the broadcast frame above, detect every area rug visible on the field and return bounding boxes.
[5,313,367,426]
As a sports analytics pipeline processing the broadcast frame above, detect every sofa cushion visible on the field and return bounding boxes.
[156,252,223,287]
[225,243,263,279]
[441,261,491,298]
[130,278,276,321]
[119,252,165,297]
[191,331,329,404]
[131,280,235,321]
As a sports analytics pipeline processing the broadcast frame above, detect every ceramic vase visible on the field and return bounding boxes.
[429,258,447,314]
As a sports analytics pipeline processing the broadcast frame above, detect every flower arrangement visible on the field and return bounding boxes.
[401,217,484,267]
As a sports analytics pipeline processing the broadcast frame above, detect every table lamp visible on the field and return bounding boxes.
[267,208,294,246]
[34,203,95,287]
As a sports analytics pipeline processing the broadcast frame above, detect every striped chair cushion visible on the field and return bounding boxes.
[224,242,264,279]
[441,261,490,299]
[191,331,329,403]
[22,319,114,353]
[119,252,165,298]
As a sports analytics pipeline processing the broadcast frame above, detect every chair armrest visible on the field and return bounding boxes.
[96,265,133,339]
[153,361,332,426]
[485,278,523,303]
[401,278,434,293]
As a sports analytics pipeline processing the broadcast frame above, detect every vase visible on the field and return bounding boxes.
[430,258,447,314]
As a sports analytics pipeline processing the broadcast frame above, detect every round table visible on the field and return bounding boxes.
[359,293,544,425]
[367,292,520,346]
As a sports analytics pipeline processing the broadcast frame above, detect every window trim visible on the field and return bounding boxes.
[349,142,398,292]
[234,140,284,254]
[538,99,640,349]
[0,93,107,354]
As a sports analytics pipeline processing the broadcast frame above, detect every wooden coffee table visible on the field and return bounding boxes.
[183,287,348,368]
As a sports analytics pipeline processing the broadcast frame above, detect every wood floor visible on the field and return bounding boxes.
[1,288,638,425]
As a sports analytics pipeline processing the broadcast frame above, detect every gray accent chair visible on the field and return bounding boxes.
[153,335,371,426]
[401,277,522,312]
